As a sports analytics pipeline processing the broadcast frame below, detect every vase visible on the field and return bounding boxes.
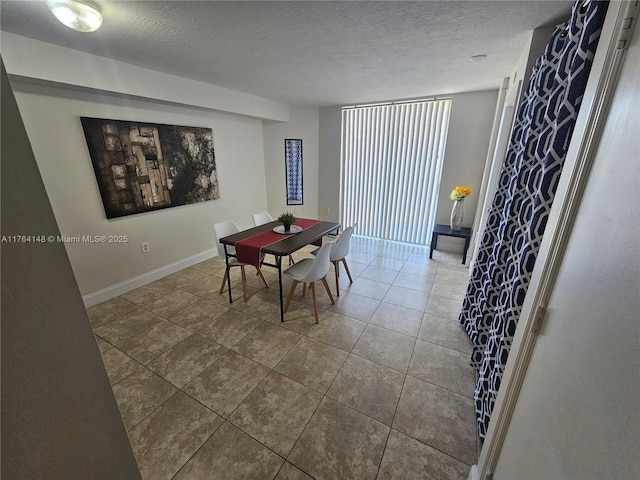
[283,223,291,232]
[450,200,464,231]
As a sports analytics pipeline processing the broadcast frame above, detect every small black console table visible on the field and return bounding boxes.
[430,224,472,264]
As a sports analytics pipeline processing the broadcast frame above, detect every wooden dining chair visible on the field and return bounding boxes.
[213,220,269,301]
[283,242,335,324]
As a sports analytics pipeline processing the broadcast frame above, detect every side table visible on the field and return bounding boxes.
[430,224,472,264]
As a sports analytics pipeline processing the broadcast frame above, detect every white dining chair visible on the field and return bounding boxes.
[330,224,356,296]
[283,242,335,324]
[252,210,295,265]
[214,220,269,302]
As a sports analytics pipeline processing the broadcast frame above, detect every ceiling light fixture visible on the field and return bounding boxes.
[470,54,488,61]
[47,0,103,32]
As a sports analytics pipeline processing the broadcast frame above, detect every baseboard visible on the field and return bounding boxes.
[82,248,217,308]
[467,465,480,480]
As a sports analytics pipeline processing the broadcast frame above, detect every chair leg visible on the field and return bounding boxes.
[310,282,320,324]
[342,258,354,283]
[240,266,248,302]
[219,268,228,294]
[256,267,269,288]
[289,254,295,265]
[333,260,340,296]
[321,276,335,305]
[284,280,298,312]
[302,283,307,297]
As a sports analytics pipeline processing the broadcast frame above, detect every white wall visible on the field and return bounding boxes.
[493,26,640,480]
[11,80,271,304]
[318,106,342,222]
[436,90,498,228]
[263,105,320,219]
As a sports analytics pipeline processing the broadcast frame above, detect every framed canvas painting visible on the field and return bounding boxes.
[81,117,219,218]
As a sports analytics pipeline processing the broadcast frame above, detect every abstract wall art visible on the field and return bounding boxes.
[81,117,219,218]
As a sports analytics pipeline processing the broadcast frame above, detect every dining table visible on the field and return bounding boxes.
[219,219,341,322]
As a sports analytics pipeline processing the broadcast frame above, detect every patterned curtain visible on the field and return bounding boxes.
[460,0,609,442]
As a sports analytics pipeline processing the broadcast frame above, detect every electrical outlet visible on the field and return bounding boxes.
[141,242,150,253]
[324,207,330,214]
[293,207,300,213]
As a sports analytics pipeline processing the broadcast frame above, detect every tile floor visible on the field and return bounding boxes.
[88,236,477,480]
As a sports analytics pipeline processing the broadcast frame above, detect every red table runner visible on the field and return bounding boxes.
[235,218,320,267]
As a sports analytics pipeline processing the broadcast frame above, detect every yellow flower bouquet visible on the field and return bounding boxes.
[450,186,472,201]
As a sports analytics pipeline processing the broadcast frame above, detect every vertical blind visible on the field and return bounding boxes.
[340,99,451,244]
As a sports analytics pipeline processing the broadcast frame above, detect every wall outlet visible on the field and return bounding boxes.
[324,207,330,214]
[141,242,150,254]
[293,207,300,213]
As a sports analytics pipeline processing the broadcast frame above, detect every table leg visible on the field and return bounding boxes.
[277,255,284,322]
[224,244,233,304]
[429,232,438,259]
[463,237,470,265]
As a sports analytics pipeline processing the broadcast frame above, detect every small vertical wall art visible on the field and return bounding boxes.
[285,139,303,205]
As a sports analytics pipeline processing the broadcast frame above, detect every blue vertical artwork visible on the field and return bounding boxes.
[285,139,303,205]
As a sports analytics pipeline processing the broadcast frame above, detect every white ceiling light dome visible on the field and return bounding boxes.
[47,0,103,32]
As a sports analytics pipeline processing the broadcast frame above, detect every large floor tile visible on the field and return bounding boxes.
[435,266,470,284]
[100,347,142,385]
[142,289,200,318]
[87,296,137,327]
[232,291,281,320]
[382,285,428,312]
[147,334,227,388]
[360,265,398,284]
[425,294,463,320]
[306,311,366,351]
[159,267,211,289]
[167,298,230,331]
[369,302,424,337]
[116,320,192,365]
[94,308,163,345]
[408,339,476,397]
[173,421,283,480]
[180,274,226,300]
[111,368,177,430]
[230,371,322,456]
[196,309,262,348]
[275,337,348,394]
[327,354,404,426]
[275,462,314,480]
[183,351,269,417]
[377,429,470,479]
[393,271,435,292]
[347,277,391,300]
[288,397,389,480]
[328,292,380,323]
[128,392,223,480]
[418,313,473,354]
[121,281,176,306]
[431,279,468,301]
[351,324,416,372]
[232,323,301,368]
[393,376,477,465]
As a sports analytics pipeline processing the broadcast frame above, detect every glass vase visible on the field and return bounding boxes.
[450,200,464,231]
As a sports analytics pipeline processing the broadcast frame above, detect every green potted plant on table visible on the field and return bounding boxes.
[277,211,297,232]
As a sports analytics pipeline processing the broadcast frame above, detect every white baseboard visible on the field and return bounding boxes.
[82,248,217,308]
[467,465,480,480]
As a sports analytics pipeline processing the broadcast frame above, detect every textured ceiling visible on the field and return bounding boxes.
[0,1,574,106]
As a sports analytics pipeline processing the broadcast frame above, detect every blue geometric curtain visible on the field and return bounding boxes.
[460,0,609,442]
